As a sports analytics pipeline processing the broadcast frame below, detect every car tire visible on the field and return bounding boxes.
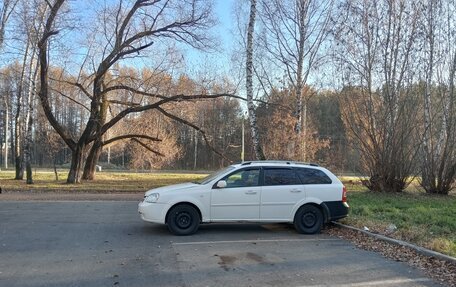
[167,204,200,236]
[294,205,323,234]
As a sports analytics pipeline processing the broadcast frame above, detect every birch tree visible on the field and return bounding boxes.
[246,0,265,160]
[23,1,47,184]
[260,0,333,161]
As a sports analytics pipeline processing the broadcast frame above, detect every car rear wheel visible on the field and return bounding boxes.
[294,205,323,234]
[167,204,200,235]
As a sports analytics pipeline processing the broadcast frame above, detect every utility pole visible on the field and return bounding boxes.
[241,113,245,162]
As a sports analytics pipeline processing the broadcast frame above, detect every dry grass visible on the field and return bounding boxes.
[0,170,206,193]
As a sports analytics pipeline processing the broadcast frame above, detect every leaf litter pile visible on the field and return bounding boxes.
[324,224,456,287]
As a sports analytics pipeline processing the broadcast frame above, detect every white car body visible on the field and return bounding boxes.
[138,161,349,230]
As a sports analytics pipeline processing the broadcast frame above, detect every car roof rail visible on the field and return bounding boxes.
[241,160,292,165]
[293,161,319,167]
[240,160,319,167]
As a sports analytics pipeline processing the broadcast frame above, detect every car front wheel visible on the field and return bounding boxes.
[167,204,200,235]
[294,205,323,234]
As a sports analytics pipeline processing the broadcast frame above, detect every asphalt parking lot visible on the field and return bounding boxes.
[0,201,442,287]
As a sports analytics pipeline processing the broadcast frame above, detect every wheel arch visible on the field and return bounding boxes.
[293,200,329,223]
[165,202,202,224]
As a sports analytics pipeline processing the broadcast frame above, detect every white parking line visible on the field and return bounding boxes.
[172,238,340,246]
[301,278,431,287]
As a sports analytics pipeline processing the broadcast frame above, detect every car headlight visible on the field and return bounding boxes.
[144,193,160,203]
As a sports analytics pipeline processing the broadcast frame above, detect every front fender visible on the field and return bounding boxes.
[165,197,209,222]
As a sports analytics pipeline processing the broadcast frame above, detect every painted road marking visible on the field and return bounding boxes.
[172,238,340,246]
[302,278,431,287]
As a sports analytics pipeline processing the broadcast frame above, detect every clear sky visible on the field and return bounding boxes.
[182,0,236,76]
[66,0,237,77]
[0,0,238,84]
[215,0,235,52]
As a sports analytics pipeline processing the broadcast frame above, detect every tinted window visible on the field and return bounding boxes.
[223,169,260,188]
[295,168,332,184]
[264,168,301,186]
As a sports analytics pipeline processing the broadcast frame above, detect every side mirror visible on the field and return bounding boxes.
[216,180,227,188]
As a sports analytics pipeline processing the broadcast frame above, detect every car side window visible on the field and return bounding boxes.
[264,168,301,186]
[223,169,260,188]
[295,168,332,184]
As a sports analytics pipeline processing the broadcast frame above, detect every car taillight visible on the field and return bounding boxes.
[342,186,347,202]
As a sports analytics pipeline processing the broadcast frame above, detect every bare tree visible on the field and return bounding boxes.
[334,0,422,192]
[0,67,14,170]
[0,0,18,47]
[38,0,238,183]
[0,1,18,171]
[259,0,333,161]
[420,0,456,194]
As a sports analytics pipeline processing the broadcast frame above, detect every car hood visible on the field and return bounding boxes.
[145,182,200,196]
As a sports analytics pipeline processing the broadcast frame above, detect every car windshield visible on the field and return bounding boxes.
[193,166,236,185]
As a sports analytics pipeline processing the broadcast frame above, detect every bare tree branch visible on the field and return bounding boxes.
[103,134,161,146]
[155,107,232,163]
[131,138,164,157]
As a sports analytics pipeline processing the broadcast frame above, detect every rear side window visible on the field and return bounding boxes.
[264,168,301,186]
[295,168,332,184]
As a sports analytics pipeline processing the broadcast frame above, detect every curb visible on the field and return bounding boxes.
[332,221,456,265]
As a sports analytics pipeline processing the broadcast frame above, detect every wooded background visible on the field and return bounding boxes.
[0,0,454,194]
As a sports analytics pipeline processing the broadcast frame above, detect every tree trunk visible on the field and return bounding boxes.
[14,146,23,179]
[14,38,31,180]
[193,129,198,169]
[53,157,59,181]
[82,141,102,180]
[25,53,38,184]
[24,109,34,184]
[14,96,23,179]
[301,101,307,161]
[67,145,86,184]
[296,0,306,160]
[246,0,265,160]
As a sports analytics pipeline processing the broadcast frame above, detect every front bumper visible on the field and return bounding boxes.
[138,201,169,224]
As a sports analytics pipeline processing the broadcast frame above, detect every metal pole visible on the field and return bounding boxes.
[241,115,245,162]
[4,103,8,169]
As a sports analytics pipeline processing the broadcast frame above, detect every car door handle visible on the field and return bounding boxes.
[245,190,257,195]
[290,189,302,193]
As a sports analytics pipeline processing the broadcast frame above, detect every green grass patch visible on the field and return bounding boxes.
[343,190,456,257]
[0,170,206,192]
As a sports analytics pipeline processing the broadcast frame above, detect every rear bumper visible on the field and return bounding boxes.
[323,201,349,221]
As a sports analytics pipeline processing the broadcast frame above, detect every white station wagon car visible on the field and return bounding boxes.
[138,161,349,235]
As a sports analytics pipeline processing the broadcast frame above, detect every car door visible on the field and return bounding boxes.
[260,167,305,221]
[210,168,261,221]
